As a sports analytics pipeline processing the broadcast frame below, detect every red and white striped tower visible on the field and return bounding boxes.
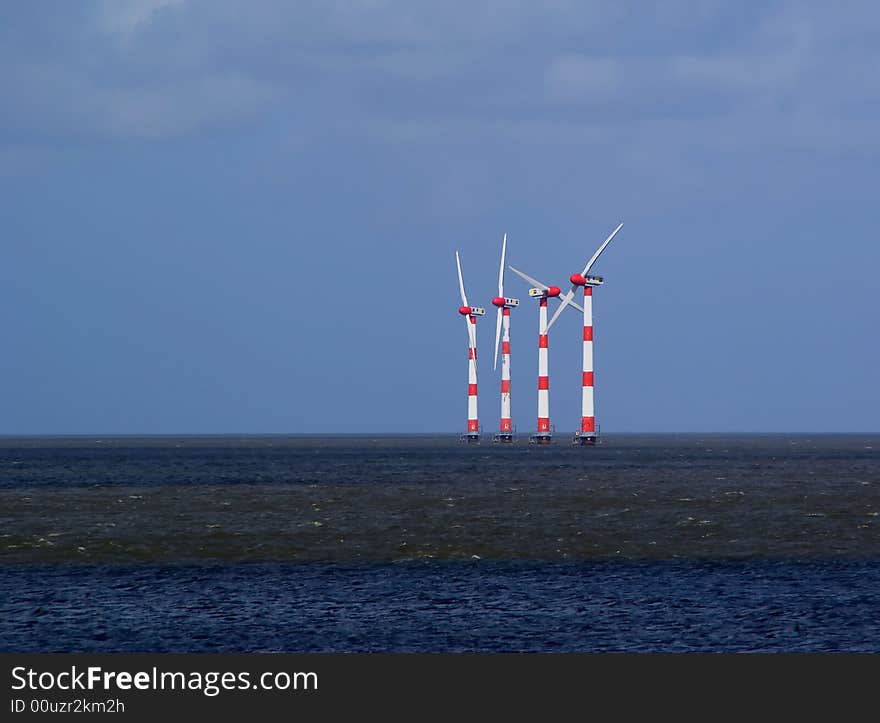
[536,295,552,443]
[571,279,598,443]
[456,251,485,443]
[465,312,479,437]
[499,307,512,433]
[508,265,584,446]
[491,233,519,443]
[546,222,624,446]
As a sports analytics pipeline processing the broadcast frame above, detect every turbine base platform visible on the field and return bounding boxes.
[528,433,553,445]
[492,432,515,444]
[573,432,599,446]
[459,432,481,444]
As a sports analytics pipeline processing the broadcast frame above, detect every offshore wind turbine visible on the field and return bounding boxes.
[490,233,519,443]
[455,251,485,443]
[508,267,585,445]
[546,222,624,446]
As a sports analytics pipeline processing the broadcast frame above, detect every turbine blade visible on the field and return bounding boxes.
[455,251,469,308]
[546,285,577,330]
[546,292,586,330]
[493,307,503,371]
[498,233,507,297]
[547,292,587,330]
[508,266,549,291]
[582,222,624,276]
[546,223,622,331]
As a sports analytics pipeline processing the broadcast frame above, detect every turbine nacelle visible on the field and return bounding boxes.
[459,305,485,316]
[491,296,520,308]
[528,286,560,298]
[570,273,605,287]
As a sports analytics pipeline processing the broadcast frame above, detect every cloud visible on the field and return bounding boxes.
[544,56,623,102]
[671,5,813,94]
[97,72,277,137]
[1,61,275,139]
[1,0,879,156]
[671,52,800,93]
[97,0,187,38]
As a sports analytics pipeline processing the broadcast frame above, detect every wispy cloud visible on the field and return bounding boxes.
[671,8,813,93]
[544,56,623,101]
[1,62,275,139]
[97,0,187,38]
[1,0,879,155]
[98,72,277,137]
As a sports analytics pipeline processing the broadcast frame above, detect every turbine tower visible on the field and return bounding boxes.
[508,267,586,445]
[455,251,485,443]
[491,233,519,443]
[547,222,624,446]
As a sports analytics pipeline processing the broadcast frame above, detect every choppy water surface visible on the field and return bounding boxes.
[1,434,878,652]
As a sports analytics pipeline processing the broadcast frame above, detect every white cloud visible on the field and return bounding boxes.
[671,52,801,92]
[544,56,623,101]
[97,0,187,37]
[1,62,276,139]
[98,73,277,137]
[671,5,813,93]
[2,0,879,155]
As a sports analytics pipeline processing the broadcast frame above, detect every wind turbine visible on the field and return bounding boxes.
[455,251,485,443]
[490,233,519,443]
[507,266,586,445]
[546,222,624,446]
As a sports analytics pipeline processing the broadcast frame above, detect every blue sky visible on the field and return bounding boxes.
[2,1,878,434]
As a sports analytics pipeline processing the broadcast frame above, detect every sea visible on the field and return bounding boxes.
[1,434,878,653]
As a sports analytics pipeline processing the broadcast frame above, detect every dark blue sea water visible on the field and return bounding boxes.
[3,561,879,653]
[2,435,878,652]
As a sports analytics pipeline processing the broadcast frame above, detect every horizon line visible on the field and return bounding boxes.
[0,431,877,438]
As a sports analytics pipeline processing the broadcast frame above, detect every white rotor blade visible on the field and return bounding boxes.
[494,233,507,369]
[547,222,624,330]
[582,222,624,276]
[455,251,469,308]
[509,264,583,329]
[456,250,477,355]
[508,266,549,291]
[498,233,507,297]
[508,265,582,312]
[493,307,502,371]
[546,286,577,330]
[544,294,585,318]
